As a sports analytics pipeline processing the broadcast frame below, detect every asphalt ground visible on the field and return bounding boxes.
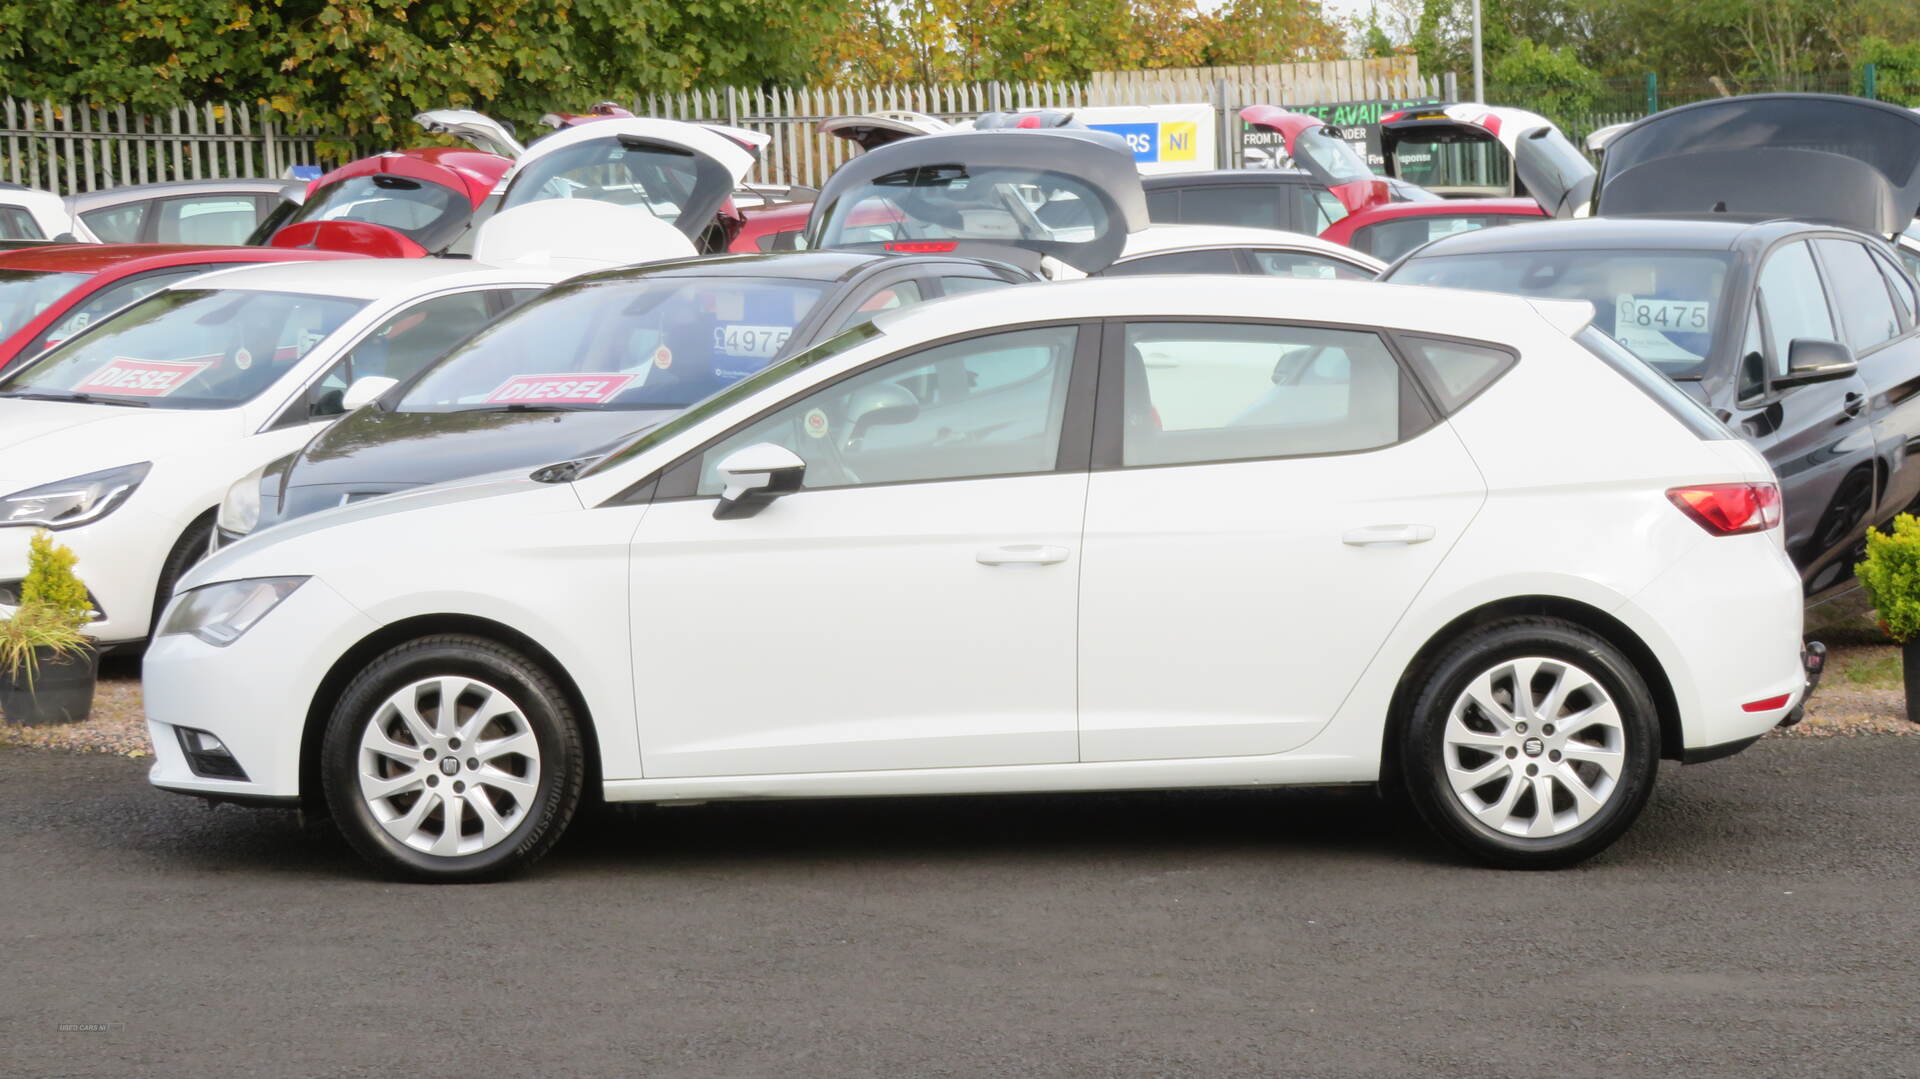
[2,736,1917,1078]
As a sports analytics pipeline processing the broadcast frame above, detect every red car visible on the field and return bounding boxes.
[1317,196,1547,262]
[0,244,364,374]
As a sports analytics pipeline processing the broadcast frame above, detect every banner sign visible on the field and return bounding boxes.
[1074,104,1216,174]
[1241,97,1446,172]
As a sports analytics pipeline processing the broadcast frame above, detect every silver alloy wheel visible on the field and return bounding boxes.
[356,676,543,857]
[1442,656,1626,838]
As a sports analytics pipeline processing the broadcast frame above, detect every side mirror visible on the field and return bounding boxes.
[845,384,920,448]
[1774,339,1858,389]
[342,375,400,411]
[713,443,806,520]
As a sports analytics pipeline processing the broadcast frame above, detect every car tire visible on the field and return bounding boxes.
[148,513,216,641]
[1398,617,1659,869]
[320,634,585,882]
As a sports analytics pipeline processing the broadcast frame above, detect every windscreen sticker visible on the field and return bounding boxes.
[74,357,213,398]
[1616,295,1710,333]
[484,373,638,406]
[234,347,253,371]
[714,324,792,359]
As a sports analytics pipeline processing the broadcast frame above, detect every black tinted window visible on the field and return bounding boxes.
[1816,238,1900,350]
[1170,185,1287,230]
[1395,335,1516,412]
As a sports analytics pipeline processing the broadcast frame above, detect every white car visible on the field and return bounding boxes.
[1106,224,1383,279]
[0,203,697,644]
[144,277,1807,880]
[1,183,92,243]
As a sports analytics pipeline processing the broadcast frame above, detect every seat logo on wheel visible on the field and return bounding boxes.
[1522,737,1545,757]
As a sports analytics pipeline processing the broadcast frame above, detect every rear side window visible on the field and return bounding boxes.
[82,203,147,243]
[1165,186,1288,231]
[1816,238,1900,351]
[1394,335,1515,413]
[0,206,43,240]
[1251,249,1373,280]
[1576,326,1733,440]
[1119,321,1433,467]
[1871,247,1916,325]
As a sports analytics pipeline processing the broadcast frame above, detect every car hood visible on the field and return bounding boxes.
[1595,94,1920,236]
[272,406,674,523]
[0,399,236,491]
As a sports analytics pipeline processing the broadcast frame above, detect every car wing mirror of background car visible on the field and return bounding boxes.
[714,443,807,519]
[1774,339,1859,389]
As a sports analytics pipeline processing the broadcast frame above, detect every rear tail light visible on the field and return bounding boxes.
[883,240,959,254]
[1667,483,1782,535]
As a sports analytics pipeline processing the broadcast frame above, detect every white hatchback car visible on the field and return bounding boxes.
[145,278,1807,879]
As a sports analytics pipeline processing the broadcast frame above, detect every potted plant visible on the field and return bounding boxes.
[1856,513,1920,725]
[0,530,98,727]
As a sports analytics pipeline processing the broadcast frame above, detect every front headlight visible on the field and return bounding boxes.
[0,462,152,529]
[159,577,307,647]
[217,466,266,536]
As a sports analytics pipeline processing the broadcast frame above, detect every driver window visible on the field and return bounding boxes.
[1756,241,1834,377]
[696,325,1078,494]
[305,290,498,419]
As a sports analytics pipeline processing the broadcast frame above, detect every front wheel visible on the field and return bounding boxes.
[320,635,585,882]
[1399,618,1660,869]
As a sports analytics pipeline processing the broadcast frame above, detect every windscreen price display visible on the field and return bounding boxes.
[1617,297,1709,332]
[714,324,792,358]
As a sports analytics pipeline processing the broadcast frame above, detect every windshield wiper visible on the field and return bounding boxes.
[459,403,594,414]
[0,390,151,408]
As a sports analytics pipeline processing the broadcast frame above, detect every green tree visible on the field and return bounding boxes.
[1488,38,1602,128]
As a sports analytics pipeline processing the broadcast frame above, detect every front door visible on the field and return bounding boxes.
[1077,319,1486,761]
[629,323,1094,778]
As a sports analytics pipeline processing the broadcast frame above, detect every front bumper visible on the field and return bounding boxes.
[0,507,178,644]
[145,576,379,802]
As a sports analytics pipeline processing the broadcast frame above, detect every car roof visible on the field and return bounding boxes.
[1393,216,1821,258]
[0,243,360,275]
[67,178,302,208]
[1142,169,1312,187]
[873,274,1589,343]
[1121,224,1375,261]
[564,249,1021,288]
[1340,198,1545,225]
[169,256,569,298]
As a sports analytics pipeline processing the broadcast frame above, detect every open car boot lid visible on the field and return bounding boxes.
[413,109,526,159]
[471,200,697,272]
[819,112,957,152]
[1595,94,1920,237]
[802,128,1148,276]
[495,117,760,244]
[1378,103,1593,217]
[1238,105,1393,214]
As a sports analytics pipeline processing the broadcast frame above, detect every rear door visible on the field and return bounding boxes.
[1814,236,1920,520]
[497,119,758,245]
[1238,107,1390,215]
[1728,238,1877,597]
[1076,318,1484,760]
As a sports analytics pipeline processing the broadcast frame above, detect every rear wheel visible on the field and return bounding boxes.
[320,635,584,882]
[1399,618,1659,868]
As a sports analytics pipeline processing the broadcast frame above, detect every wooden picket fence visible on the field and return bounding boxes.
[5,58,1440,196]
[1,99,359,195]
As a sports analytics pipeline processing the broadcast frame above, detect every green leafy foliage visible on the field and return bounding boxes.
[1489,39,1602,128]
[0,531,93,688]
[1856,514,1920,644]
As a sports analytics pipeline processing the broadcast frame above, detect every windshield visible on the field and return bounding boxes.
[815,164,1109,250]
[279,175,470,252]
[399,276,831,414]
[500,137,733,233]
[0,288,365,408]
[1392,249,1732,377]
[0,269,87,340]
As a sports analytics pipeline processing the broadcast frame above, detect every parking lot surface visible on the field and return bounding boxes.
[4,736,1918,1078]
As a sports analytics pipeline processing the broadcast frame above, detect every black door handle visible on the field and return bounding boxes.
[1843,392,1866,417]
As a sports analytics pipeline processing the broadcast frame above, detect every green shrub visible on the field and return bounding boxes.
[0,530,93,688]
[1856,514,1920,643]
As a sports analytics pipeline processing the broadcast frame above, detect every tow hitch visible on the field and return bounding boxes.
[1780,641,1826,728]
